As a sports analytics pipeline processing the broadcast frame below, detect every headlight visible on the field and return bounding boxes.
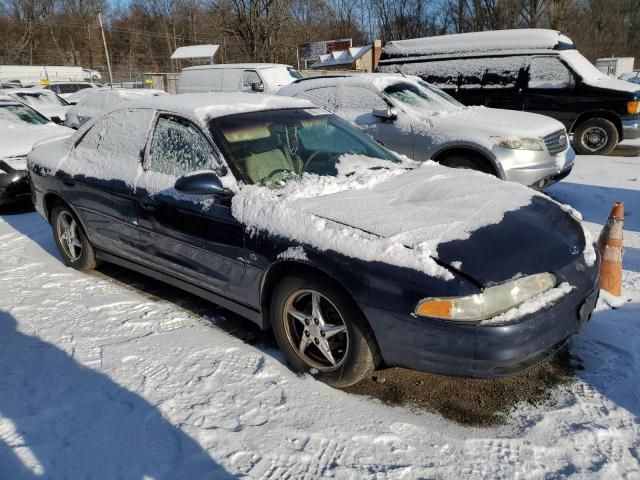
[414,273,557,322]
[493,137,544,151]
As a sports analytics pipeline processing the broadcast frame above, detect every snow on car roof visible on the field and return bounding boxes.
[121,92,315,122]
[281,73,414,97]
[382,29,574,59]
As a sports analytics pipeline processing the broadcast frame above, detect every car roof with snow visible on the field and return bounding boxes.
[382,28,575,60]
[116,92,316,122]
[182,63,295,71]
[281,73,416,95]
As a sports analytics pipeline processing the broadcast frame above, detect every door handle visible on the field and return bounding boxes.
[140,197,157,211]
[62,178,75,186]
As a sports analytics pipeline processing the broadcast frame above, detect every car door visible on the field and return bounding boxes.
[334,86,414,158]
[59,109,154,255]
[479,56,528,111]
[134,114,247,303]
[522,55,576,129]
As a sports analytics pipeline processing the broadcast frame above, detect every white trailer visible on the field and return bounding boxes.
[595,57,635,77]
[0,65,101,86]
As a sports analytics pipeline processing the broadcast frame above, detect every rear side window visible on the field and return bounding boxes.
[148,116,213,177]
[294,87,337,111]
[335,86,387,110]
[69,109,155,180]
[528,57,574,89]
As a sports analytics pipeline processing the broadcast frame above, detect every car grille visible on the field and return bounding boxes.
[543,129,569,155]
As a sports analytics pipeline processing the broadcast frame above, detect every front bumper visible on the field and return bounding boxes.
[360,256,600,378]
[496,145,575,189]
[0,171,30,205]
[622,119,640,140]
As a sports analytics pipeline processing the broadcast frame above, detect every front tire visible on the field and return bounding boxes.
[51,202,97,270]
[270,273,379,387]
[573,118,618,155]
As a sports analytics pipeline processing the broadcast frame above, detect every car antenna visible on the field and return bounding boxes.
[395,66,407,78]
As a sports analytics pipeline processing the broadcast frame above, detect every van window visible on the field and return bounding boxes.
[242,70,262,90]
[414,56,523,90]
[528,57,574,89]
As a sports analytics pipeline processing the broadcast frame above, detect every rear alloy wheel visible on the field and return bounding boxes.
[271,273,378,387]
[573,118,618,155]
[51,202,97,270]
[439,154,494,175]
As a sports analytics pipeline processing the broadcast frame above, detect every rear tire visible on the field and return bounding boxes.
[270,272,379,387]
[439,153,494,175]
[573,118,618,155]
[51,202,97,270]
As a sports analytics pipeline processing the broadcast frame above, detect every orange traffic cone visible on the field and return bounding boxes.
[597,202,624,296]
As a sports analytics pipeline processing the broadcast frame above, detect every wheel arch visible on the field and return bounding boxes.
[431,145,502,178]
[570,111,623,139]
[42,192,92,241]
[259,259,384,366]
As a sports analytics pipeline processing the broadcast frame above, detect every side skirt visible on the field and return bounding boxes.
[96,250,265,328]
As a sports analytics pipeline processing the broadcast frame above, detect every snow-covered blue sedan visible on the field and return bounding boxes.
[27,93,600,386]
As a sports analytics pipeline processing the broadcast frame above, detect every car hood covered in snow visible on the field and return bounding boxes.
[232,157,593,285]
[1,121,74,161]
[411,105,565,140]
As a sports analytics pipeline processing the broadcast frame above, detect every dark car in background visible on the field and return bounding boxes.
[27,93,599,387]
[378,28,640,155]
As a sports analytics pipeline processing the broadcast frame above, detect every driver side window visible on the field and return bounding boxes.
[148,116,213,177]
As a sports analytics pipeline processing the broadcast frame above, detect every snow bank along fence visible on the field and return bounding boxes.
[598,201,624,296]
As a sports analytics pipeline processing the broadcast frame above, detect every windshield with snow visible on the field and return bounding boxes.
[12,91,68,107]
[210,108,397,186]
[0,104,50,125]
[384,81,463,112]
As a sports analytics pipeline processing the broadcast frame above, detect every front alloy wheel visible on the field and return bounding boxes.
[284,289,349,371]
[271,273,379,387]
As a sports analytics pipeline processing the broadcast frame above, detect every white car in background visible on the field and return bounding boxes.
[0,97,73,204]
[5,88,70,122]
[45,81,99,99]
[280,74,575,189]
[65,88,168,129]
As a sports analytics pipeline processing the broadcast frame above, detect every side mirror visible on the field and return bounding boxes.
[372,107,397,121]
[50,116,63,124]
[251,82,265,93]
[174,172,230,196]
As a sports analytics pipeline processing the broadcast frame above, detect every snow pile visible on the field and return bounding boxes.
[233,158,537,278]
[482,282,575,325]
[277,246,308,261]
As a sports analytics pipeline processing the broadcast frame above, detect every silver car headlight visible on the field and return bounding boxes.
[414,273,557,322]
[493,137,544,151]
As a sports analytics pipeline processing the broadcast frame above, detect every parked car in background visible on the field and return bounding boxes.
[45,81,99,99]
[0,97,73,205]
[65,88,167,128]
[177,63,302,94]
[620,72,640,85]
[5,88,70,122]
[28,93,599,386]
[64,86,111,105]
[378,29,640,155]
[280,74,574,189]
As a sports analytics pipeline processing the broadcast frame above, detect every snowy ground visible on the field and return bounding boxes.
[1,145,639,479]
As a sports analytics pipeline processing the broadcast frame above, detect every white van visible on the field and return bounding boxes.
[177,63,302,94]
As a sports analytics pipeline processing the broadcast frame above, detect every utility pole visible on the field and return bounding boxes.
[98,12,114,88]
